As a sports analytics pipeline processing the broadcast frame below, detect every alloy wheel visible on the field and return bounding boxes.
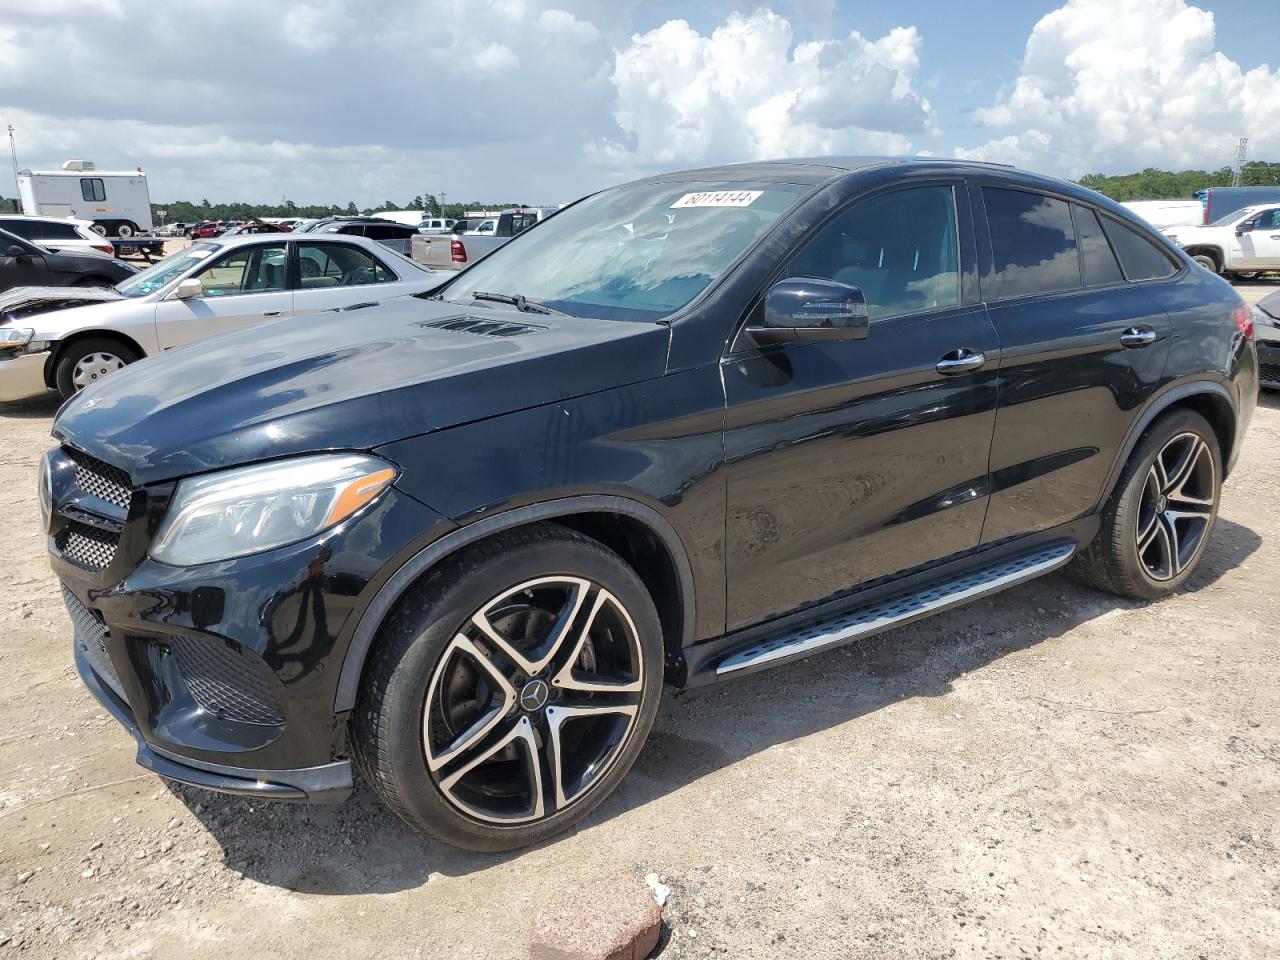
[1135,431,1216,581]
[422,576,645,825]
[72,352,125,390]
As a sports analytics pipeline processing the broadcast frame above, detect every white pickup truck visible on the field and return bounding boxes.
[410,207,556,270]
[1162,203,1280,280]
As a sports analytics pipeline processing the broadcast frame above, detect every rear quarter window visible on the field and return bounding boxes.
[1100,216,1179,281]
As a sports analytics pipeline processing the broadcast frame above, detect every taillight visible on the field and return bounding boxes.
[93,243,114,254]
[1233,303,1253,339]
[450,239,467,263]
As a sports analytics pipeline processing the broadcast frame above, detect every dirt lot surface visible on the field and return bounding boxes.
[1,286,1277,960]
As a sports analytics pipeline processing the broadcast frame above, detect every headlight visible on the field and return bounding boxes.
[0,327,34,347]
[150,453,396,566]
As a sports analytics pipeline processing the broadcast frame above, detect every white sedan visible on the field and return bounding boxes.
[0,233,445,401]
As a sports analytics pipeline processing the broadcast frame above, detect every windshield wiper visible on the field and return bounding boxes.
[471,291,567,316]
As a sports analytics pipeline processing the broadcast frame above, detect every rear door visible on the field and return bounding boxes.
[153,240,291,349]
[975,185,1174,543]
[722,181,1001,628]
[293,240,409,315]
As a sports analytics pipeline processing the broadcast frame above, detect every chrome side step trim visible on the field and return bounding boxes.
[715,541,1076,675]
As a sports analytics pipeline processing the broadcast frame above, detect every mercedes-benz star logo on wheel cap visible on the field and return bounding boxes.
[518,679,549,712]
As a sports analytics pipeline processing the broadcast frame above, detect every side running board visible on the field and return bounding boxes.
[715,541,1076,676]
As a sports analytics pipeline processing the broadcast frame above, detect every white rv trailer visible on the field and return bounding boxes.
[16,160,154,237]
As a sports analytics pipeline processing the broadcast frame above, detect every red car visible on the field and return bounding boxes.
[189,221,224,239]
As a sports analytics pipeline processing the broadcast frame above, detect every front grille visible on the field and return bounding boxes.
[170,635,285,726]
[1260,361,1280,385]
[63,446,132,510]
[63,585,125,699]
[56,521,120,572]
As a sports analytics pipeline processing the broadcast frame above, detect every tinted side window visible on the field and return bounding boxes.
[782,185,960,322]
[0,220,39,240]
[80,178,106,202]
[1100,216,1178,281]
[983,187,1079,299]
[43,223,80,240]
[1071,205,1123,287]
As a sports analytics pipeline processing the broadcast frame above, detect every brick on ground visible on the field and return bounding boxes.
[529,870,662,960]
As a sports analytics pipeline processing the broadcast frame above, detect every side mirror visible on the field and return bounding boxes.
[173,278,203,300]
[747,278,870,346]
[1236,220,1255,236]
[5,244,27,258]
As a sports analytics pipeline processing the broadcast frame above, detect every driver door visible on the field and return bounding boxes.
[1240,208,1280,269]
[153,241,290,350]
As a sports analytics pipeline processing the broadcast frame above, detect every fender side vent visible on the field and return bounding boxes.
[420,316,545,338]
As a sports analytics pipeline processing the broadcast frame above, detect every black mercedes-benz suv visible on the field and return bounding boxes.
[44,158,1257,851]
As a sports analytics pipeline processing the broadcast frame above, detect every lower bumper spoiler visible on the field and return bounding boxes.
[75,643,353,804]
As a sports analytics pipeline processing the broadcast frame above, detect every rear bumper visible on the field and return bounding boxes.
[0,350,51,402]
[77,639,353,802]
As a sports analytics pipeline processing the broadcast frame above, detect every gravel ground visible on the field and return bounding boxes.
[0,285,1277,960]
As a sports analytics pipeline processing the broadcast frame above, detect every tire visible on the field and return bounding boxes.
[1072,408,1221,599]
[89,223,108,237]
[53,336,140,399]
[116,222,135,238]
[352,522,664,851]
[1191,253,1219,273]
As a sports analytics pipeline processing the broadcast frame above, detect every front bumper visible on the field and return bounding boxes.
[1257,337,1280,388]
[0,350,51,402]
[77,641,353,802]
[48,442,456,801]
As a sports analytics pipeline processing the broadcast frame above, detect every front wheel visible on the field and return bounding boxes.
[54,337,140,399]
[1191,253,1219,273]
[352,523,664,851]
[1072,408,1221,599]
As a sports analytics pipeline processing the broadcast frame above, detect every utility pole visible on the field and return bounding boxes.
[440,191,447,218]
[7,125,20,211]
[1231,137,1248,187]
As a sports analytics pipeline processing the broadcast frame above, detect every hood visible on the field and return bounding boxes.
[1257,290,1280,321]
[1,285,124,324]
[53,297,671,484]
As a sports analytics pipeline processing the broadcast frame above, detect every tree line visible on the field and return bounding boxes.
[1076,161,1280,201]
[146,194,523,225]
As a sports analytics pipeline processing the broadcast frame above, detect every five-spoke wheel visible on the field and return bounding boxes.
[1135,432,1216,581]
[352,524,662,851]
[1073,408,1221,599]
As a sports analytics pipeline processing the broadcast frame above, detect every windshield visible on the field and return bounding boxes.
[1211,209,1255,227]
[440,180,808,321]
[114,243,222,297]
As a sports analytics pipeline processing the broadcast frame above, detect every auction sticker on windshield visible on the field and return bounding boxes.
[671,190,763,209]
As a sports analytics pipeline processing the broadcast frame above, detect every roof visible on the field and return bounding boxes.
[18,168,147,178]
[0,214,94,226]
[626,155,1020,187]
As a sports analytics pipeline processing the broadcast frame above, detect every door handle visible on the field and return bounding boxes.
[1269,234,1280,240]
[1119,326,1157,348]
[262,310,282,317]
[936,348,986,375]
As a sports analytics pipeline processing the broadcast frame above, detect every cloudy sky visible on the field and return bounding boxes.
[1,0,1277,206]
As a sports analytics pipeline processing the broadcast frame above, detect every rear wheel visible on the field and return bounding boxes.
[54,337,139,399]
[352,523,664,851]
[115,222,136,238]
[1072,408,1221,599]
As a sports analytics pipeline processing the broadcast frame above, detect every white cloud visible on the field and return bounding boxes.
[958,0,1280,174]
[596,11,931,168]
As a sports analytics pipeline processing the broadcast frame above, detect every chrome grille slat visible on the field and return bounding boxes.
[62,446,131,510]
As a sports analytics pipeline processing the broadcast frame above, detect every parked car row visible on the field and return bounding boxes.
[0,226,137,296]
[410,206,556,269]
[26,157,1258,855]
[1162,202,1280,280]
[0,233,441,401]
